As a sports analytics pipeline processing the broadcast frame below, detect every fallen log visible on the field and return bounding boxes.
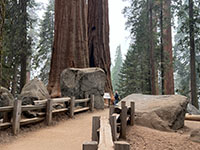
[185,113,200,121]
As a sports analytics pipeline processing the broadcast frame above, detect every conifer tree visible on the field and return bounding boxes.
[111,45,123,91]
[33,0,54,85]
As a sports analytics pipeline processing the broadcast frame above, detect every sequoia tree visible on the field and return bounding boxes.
[88,0,113,94]
[48,0,89,97]
[161,0,174,94]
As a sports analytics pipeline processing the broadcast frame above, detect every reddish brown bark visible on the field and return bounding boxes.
[88,0,113,94]
[48,0,89,97]
[162,0,174,95]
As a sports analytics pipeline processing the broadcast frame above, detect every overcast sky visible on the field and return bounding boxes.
[35,0,130,64]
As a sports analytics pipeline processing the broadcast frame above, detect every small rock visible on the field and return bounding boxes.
[190,129,200,143]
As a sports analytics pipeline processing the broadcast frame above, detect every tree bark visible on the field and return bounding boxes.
[149,0,157,95]
[48,0,89,97]
[88,0,112,94]
[189,0,199,109]
[19,0,28,92]
[0,0,5,86]
[161,0,174,95]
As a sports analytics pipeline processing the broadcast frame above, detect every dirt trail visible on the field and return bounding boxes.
[0,109,109,150]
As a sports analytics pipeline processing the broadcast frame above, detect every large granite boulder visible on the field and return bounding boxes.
[20,78,50,105]
[118,94,188,131]
[60,68,106,109]
[0,87,14,118]
[187,103,200,115]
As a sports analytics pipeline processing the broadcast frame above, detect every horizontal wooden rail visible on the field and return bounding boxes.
[74,107,90,113]
[52,97,71,103]
[22,105,46,111]
[34,97,71,105]
[52,108,69,113]
[75,98,90,104]
[20,117,45,126]
[0,106,13,112]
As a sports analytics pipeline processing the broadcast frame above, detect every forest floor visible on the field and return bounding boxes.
[127,120,200,150]
[0,109,200,150]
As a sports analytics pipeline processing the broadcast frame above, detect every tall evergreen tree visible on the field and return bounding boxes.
[1,0,37,95]
[0,0,5,86]
[33,0,54,85]
[111,45,123,91]
[189,0,198,109]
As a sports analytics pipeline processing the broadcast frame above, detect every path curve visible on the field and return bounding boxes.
[1,109,109,150]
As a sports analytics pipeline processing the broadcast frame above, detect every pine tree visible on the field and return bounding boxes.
[33,0,54,85]
[1,0,37,95]
[0,0,5,86]
[111,45,123,91]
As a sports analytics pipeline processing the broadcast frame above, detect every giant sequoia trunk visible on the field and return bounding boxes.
[48,0,89,97]
[189,0,198,109]
[161,0,174,95]
[88,0,113,94]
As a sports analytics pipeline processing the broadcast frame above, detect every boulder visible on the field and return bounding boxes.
[187,103,200,115]
[118,94,188,131]
[20,78,50,105]
[190,129,200,143]
[60,68,106,109]
[0,87,14,118]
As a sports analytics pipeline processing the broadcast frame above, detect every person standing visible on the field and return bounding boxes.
[114,91,119,105]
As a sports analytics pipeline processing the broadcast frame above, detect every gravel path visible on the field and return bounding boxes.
[0,109,109,150]
[0,109,200,150]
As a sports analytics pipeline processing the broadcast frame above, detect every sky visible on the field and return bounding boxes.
[35,0,130,64]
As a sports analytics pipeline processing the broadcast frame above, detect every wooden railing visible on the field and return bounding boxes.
[83,101,135,150]
[0,95,94,135]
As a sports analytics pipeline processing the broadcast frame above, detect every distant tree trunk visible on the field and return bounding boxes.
[189,0,199,109]
[11,64,18,97]
[19,0,28,92]
[149,0,157,95]
[0,0,5,86]
[48,0,89,97]
[161,0,174,95]
[88,0,113,94]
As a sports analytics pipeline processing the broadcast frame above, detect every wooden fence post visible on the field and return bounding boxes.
[109,105,115,118]
[130,102,135,126]
[46,99,53,126]
[70,97,75,118]
[120,101,127,139]
[92,116,100,141]
[110,115,117,141]
[12,100,22,135]
[90,95,94,112]
[114,141,130,150]
[83,141,98,150]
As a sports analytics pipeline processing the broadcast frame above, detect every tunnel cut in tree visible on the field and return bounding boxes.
[48,0,89,97]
